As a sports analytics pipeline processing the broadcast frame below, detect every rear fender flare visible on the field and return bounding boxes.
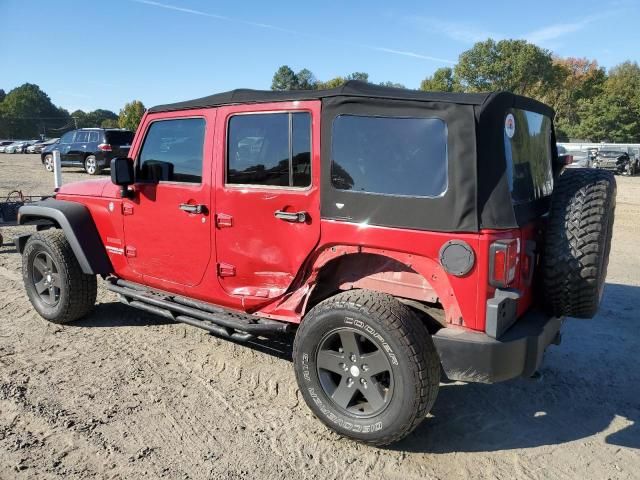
[16,199,112,275]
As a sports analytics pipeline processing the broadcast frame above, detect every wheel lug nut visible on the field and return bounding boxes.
[346,378,354,387]
[339,362,347,371]
[361,364,369,372]
[349,354,356,362]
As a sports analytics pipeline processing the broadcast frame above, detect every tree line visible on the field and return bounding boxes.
[271,39,640,143]
[0,83,146,139]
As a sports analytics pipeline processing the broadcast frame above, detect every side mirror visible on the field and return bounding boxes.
[110,157,134,198]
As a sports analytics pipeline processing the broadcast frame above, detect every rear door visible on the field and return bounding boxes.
[214,101,321,299]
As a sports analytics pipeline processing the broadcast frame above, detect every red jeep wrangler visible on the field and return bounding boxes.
[15,82,616,446]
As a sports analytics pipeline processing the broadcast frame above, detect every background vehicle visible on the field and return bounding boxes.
[0,140,14,152]
[15,82,616,446]
[558,145,592,169]
[40,128,134,175]
[594,150,636,175]
[27,138,58,154]
[4,141,27,154]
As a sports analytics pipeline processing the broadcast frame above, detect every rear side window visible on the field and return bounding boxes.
[75,131,89,143]
[227,112,311,187]
[137,118,205,183]
[105,130,134,145]
[504,109,553,204]
[331,115,448,197]
[88,131,101,143]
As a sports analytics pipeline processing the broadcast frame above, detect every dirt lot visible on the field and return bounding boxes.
[0,153,638,479]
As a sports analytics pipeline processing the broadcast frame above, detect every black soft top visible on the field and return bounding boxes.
[150,81,497,113]
[149,81,556,232]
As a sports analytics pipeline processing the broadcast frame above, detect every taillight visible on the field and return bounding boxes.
[489,239,519,288]
[98,143,112,151]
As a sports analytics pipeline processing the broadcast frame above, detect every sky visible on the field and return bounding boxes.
[1,0,639,113]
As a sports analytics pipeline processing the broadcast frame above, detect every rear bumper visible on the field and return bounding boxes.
[432,310,563,383]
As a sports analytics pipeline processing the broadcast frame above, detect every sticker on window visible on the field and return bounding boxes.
[505,113,516,138]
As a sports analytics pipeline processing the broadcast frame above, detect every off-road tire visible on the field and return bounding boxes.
[84,155,100,175]
[22,230,97,324]
[293,290,440,446]
[543,168,616,318]
[43,154,54,172]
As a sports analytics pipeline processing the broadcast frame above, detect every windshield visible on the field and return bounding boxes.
[504,109,553,204]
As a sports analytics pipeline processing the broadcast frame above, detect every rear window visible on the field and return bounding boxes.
[331,115,448,197]
[105,130,134,145]
[504,109,553,204]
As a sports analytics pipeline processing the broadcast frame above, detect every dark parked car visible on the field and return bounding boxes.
[594,150,637,175]
[41,128,134,175]
[28,138,59,154]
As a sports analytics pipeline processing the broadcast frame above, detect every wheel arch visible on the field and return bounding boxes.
[260,246,463,326]
[16,199,113,275]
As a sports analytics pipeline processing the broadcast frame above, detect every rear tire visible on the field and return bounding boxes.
[84,155,100,175]
[22,230,97,324]
[543,168,616,318]
[293,290,440,446]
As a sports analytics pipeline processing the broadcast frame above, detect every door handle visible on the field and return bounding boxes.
[179,203,206,214]
[274,210,307,223]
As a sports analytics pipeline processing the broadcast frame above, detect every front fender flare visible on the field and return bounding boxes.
[17,199,113,275]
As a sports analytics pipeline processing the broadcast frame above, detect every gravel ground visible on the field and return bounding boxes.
[0,154,638,479]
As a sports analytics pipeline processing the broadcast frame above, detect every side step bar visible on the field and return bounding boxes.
[105,278,290,341]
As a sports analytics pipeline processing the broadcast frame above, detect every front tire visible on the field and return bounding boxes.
[22,230,97,324]
[43,154,54,172]
[293,290,440,446]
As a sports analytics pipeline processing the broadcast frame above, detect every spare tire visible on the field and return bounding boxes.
[543,168,616,318]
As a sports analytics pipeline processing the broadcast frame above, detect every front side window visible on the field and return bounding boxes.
[227,112,311,187]
[60,131,75,144]
[137,118,205,183]
[331,115,448,197]
[504,109,553,204]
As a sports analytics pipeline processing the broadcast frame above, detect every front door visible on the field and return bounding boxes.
[68,130,89,164]
[56,130,75,163]
[123,112,214,287]
[214,101,321,299]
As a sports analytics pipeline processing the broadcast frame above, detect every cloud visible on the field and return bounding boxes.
[131,0,454,64]
[524,15,599,44]
[409,16,502,44]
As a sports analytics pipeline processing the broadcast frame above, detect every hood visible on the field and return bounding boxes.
[56,178,121,198]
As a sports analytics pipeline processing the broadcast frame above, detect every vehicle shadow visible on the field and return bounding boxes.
[74,301,174,328]
[393,282,640,453]
[74,283,638,452]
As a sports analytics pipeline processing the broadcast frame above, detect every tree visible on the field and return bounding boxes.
[271,65,299,90]
[347,72,369,82]
[543,57,606,140]
[101,118,119,128]
[0,89,6,103]
[455,39,555,97]
[296,69,317,90]
[420,67,459,92]
[118,100,146,132]
[575,61,640,142]
[0,83,70,138]
[316,76,348,89]
[379,81,406,89]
